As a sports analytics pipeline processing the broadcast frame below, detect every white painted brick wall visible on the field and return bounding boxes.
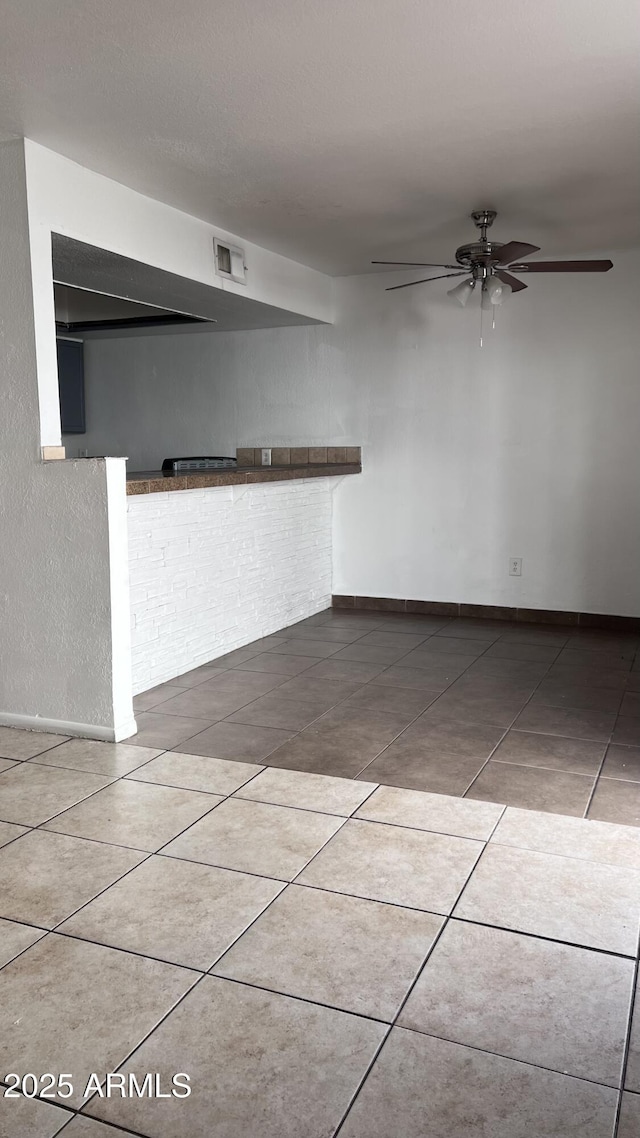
[127,479,337,694]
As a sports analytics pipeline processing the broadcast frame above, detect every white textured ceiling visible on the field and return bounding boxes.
[1,0,638,274]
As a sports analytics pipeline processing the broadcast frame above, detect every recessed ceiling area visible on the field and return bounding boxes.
[1,0,639,274]
[54,286,172,326]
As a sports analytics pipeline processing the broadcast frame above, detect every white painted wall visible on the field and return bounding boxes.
[0,139,134,740]
[0,137,333,739]
[128,479,336,693]
[24,140,333,449]
[83,252,640,616]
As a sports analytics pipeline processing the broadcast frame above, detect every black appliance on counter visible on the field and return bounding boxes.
[161,456,237,473]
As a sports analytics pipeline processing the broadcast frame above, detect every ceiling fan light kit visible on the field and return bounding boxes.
[484,275,511,306]
[373,211,614,318]
[447,278,476,306]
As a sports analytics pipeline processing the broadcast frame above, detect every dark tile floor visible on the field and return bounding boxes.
[126,609,640,826]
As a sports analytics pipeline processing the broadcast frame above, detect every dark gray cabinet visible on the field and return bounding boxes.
[56,339,86,434]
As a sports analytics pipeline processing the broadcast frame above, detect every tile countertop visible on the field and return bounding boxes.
[125,463,362,495]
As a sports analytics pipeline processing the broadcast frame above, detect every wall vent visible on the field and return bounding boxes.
[214,238,247,284]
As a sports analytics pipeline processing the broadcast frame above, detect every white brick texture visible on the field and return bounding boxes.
[127,479,337,694]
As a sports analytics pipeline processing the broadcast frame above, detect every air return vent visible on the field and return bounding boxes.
[214,238,247,284]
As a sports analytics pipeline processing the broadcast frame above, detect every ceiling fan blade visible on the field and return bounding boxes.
[385,272,467,292]
[507,259,613,273]
[493,241,540,265]
[372,261,460,268]
[495,269,528,293]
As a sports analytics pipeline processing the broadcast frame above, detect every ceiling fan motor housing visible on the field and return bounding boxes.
[457,209,502,273]
[455,241,505,273]
[455,208,505,271]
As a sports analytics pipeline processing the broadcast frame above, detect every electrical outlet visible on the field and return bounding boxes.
[509,557,522,576]
[261,448,272,466]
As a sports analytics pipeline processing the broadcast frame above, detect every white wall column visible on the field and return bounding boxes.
[0,139,134,740]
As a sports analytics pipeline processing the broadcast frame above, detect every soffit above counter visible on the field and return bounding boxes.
[52,234,326,333]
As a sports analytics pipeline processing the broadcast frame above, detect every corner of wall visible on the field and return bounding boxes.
[105,457,135,735]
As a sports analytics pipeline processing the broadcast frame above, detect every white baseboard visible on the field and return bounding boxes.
[0,712,138,744]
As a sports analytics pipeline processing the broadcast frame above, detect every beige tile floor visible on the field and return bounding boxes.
[0,732,639,1134]
[0,608,639,1135]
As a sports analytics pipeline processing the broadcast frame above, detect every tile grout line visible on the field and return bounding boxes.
[583,737,616,820]
[0,818,299,976]
[2,827,314,1123]
[345,631,513,783]
[449,803,640,971]
[328,828,634,1135]
[4,747,638,942]
[69,965,209,1120]
[6,809,637,963]
[331,811,500,842]
[202,968,395,1025]
[2,652,638,879]
[2,755,633,1119]
[174,631,437,769]
[135,618,471,769]
[30,775,222,839]
[367,1020,634,1094]
[128,665,300,750]
[130,636,365,752]
[486,832,640,873]
[67,802,441,1138]
[447,912,640,962]
[458,631,638,809]
[489,756,599,779]
[459,642,567,799]
[0,733,77,764]
[229,622,458,754]
[357,633,545,788]
[0,773,285,976]
[76,964,367,1132]
[2,619,637,824]
[584,639,639,822]
[57,1105,152,1138]
[0,773,126,833]
[0,925,51,974]
[330,906,455,1138]
[41,787,252,929]
[333,802,638,1134]
[3,899,636,1026]
[612,933,640,1137]
[53,851,286,977]
[3,791,375,953]
[133,630,313,707]
[131,614,638,811]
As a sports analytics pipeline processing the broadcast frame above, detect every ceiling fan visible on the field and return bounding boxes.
[372,210,613,306]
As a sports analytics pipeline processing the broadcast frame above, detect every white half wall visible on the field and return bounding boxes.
[84,252,640,616]
[0,139,134,740]
[128,478,336,693]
